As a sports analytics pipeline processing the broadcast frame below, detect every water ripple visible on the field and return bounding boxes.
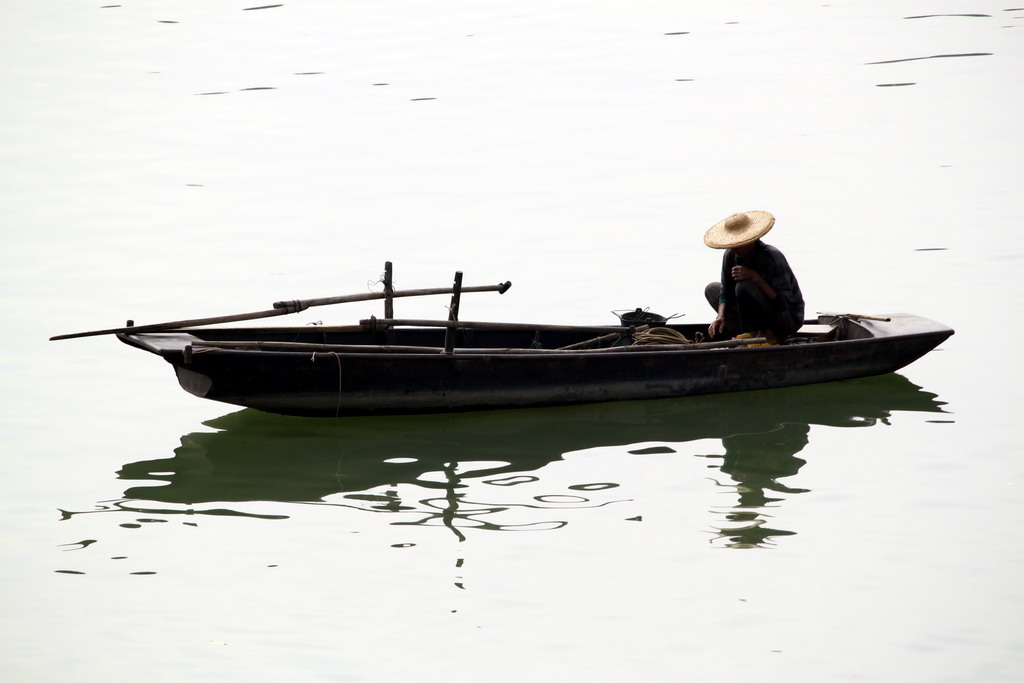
[866,53,993,65]
[904,14,991,19]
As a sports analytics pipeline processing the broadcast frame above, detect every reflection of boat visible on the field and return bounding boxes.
[115,313,953,416]
[109,374,947,544]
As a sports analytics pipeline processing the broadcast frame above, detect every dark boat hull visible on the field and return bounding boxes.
[120,313,953,417]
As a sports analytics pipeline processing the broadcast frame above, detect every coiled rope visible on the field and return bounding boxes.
[632,327,703,346]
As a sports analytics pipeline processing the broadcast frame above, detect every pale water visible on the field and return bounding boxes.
[1,1,1022,681]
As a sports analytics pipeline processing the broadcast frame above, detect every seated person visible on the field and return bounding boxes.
[703,210,804,344]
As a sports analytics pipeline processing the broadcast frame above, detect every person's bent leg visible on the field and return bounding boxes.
[771,311,801,341]
[704,282,722,311]
[734,280,774,334]
[704,282,743,338]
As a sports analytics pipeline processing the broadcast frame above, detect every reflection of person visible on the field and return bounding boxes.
[711,422,811,548]
[703,210,805,344]
[719,423,810,507]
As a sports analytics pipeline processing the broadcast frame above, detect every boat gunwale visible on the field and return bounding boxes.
[116,313,954,361]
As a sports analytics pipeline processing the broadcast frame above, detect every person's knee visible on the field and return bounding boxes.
[704,282,722,309]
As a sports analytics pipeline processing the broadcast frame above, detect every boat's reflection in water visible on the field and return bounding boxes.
[109,374,947,548]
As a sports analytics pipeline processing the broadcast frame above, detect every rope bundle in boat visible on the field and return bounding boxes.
[632,327,703,346]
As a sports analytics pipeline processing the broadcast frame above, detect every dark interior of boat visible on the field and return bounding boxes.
[163,317,844,354]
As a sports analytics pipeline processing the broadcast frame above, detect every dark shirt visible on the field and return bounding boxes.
[719,241,805,323]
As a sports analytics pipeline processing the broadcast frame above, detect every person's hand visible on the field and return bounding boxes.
[708,316,727,339]
[731,265,760,282]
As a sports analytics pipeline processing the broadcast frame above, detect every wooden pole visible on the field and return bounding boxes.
[189,336,769,354]
[557,325,648,350]
[50,305,300,341]
[273,281,510,311]
[50,279,512,341]
[443,271,463,354]
[360,318,629,333]
[817,312,892,322]
[383,261,394,319]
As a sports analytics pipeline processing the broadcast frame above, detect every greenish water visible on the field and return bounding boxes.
[2,1,1022,681]
[65,375,945,546]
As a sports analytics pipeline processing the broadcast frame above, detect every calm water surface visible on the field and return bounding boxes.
[2,1,1022,681]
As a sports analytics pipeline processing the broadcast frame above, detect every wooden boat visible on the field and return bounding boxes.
[52,267,954,417]
[112,312,951,417]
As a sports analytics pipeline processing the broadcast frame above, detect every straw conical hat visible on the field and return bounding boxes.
[703,210,775,249]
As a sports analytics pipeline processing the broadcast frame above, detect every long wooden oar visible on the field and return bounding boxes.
[271,280,510,311]
[188,336,768,354]
[49,280,512,341]
[556,325,649,350]
[359,318,624,333]
[816,311,891,322]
